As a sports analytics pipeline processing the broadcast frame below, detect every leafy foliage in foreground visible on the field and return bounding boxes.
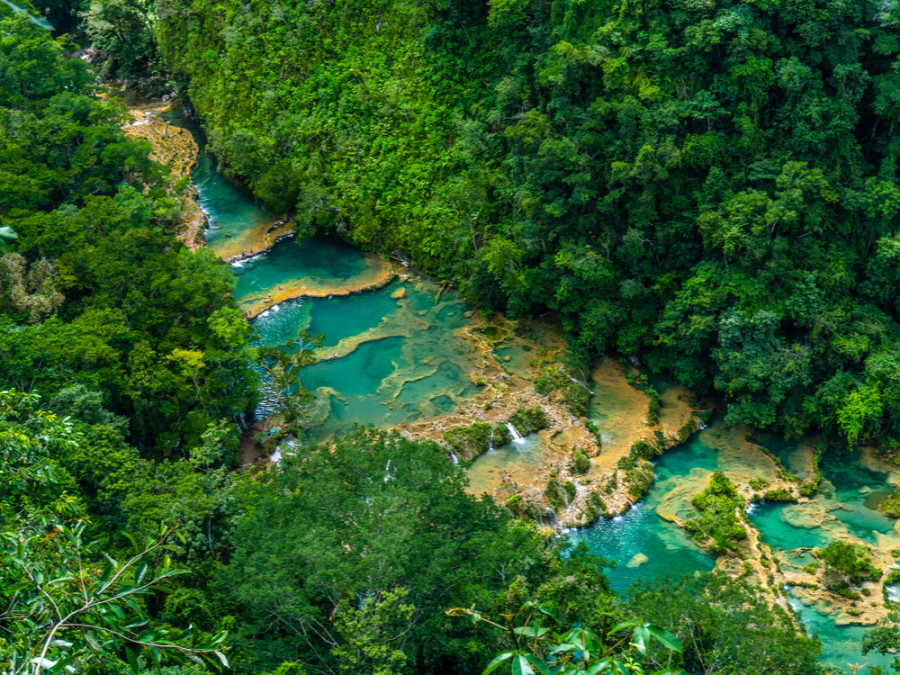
[449,602,686,675]
[159,0,900,447]
[625,573,824,674]
[0,389,228,674]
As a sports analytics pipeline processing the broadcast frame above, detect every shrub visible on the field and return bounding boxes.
[444,422,508,459]
[748,477,770,490]
[762,488,796,503]
[508,406,548,435]
[583,491,610,522]
[534,368,568,396]
[630,439,660,460]
[570,449,591,475]
[817,540,880,590]
[563,383,590,417]
[623,461,655,500]
[684,472,747,554]
[879,493,900,518]
[647,393,661,425]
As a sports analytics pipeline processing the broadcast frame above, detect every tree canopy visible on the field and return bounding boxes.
[157,0,900,447]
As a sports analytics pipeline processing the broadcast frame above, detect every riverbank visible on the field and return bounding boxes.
[236,247,397,319]
[120,100,206,250]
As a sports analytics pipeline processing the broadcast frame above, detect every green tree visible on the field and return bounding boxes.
[625,573,823,674]
[218,428,550,673]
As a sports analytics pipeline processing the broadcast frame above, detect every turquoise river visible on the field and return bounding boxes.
[169,106,897,673]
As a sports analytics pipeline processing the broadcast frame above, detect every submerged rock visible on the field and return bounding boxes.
[627,552,649,568]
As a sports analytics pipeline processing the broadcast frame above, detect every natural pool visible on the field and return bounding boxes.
[252,276,483,440]
[182,127,484,440]
[568,431,718,594]
[174,109,900,672]
[467,434,545,496]
[570,421,900,671]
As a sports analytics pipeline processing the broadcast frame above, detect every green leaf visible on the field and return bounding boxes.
[482,651,515,675]
[523,653,551,675]
[84,632,101,651]
[646,625,682,653]
[30,658,57,669]
[134,562,148,586]
[586,660,613,675]
[125,647,139,675]
[98,563,114,587]
[633,625,649,654]
[511,654,535,675]
[609,621,635,634]
[514,625,550,638]
[215,651,229,669]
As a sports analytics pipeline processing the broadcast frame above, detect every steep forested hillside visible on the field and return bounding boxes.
[158,0,900,446]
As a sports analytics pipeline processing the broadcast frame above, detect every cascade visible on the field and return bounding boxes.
[569,376,594,395]
[449,452,459,465]
[505,422,525,444]
[488,427,494,451]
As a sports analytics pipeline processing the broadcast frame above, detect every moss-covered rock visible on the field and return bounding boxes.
[570,448,591,475]
[508,406,548,436]
[443,422,509,461]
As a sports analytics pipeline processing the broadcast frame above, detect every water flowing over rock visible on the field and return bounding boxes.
[506,422,525,444]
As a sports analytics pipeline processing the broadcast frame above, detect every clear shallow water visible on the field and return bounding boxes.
[192,147,279,258]
[573,423,899,671]
[467,434,545,495]
[252,277,482,439]
[493,343,534,379]
[232,236,388,313]
[570,433,719,594]
[754,433,813,481]
[750,502,826,550]
[788,595,895,671]
[820,452,898,544]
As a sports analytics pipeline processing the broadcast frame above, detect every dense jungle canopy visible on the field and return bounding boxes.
[4,0,900,672]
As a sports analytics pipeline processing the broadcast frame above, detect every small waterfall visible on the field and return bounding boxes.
[888,585,900,603]
[569,376,594,395]
[506,422,525,444]
[449,452,459,465]
[270,438,297,465]
[383,459,393,482]
[488,427,495,452]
